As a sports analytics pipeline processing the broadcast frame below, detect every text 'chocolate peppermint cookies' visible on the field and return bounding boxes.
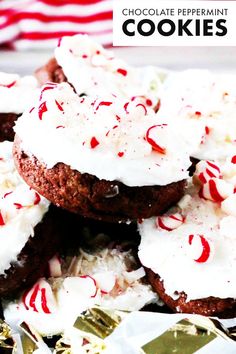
[0,141,63,297]
[0,72,38,142]
[13,82,191,222]
[138,157,236,317]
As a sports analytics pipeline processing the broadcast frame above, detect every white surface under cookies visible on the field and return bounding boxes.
[1,46,236,74]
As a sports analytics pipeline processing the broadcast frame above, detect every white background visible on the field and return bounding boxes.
[113,1,236,46]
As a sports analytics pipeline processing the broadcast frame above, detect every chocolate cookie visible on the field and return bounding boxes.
[0,113,20,142]
[0,72,38,141]
[138,159,236,318]
[35,57,66,87]
[35,34,164,113]
[146,269,236,317]
[0,141,68,297]
[13,137,186,222]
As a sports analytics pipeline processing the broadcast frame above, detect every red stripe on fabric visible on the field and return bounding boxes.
[18,29,112,40]
[19,11,112,23]
[0,11,112,31]
[38,0,105,5]
[28,11,111,22]
[0,9,17,16]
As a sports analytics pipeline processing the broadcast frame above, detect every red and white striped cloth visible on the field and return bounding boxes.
[0,0,113,50]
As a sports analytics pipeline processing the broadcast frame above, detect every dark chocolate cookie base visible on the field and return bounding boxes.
[146,268,236,318]
[0,205,64,298]
[35,57,66,86]
[0,113,19,142]
[13,136,186,222]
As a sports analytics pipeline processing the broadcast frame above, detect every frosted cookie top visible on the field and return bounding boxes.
[138,158,236,301]
[4,248,157,336]
[14,82,191,187]
[0,72,38,114]
[158,70,236,161]
[0,142,49,275]
[55,34,163,109]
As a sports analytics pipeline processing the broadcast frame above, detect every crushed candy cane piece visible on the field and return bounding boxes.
[118,152,124,157]
[156,213,185,231]
[0,211,5,226]
[13,203,23,209]
[188,234,211,263]
[146,99,152,106]
[124,102,129,114]
[0,80,16,88]
[40,83,57,100]
[34,192,41,205]
[38,101,47,120]
[117,68,127,76]
[90,137,99,149]
[231,156,236,164]
[136,103,147,115]
[146,125,167,154]
[95,101,112,111]
[55,100,64,111]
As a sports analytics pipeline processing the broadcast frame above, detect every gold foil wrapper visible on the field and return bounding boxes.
[0,319,16,353]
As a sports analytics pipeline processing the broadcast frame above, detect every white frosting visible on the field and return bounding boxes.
[0,72,38,114]
[138,159,236,301]
[55,34,164,108]
[4,248,157,336]
[14,82,191,187]
[157,70,236,161]
[0,141,49,274]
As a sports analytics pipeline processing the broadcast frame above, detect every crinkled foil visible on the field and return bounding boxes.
[74,307,122,339]
[0,319,16,353]
[2,309,236,353]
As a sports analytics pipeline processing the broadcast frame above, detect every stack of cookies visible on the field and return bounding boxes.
[0,34,235,342]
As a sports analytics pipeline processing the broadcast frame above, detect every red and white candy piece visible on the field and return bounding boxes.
[146,125,167,154]
[195,160,222,185]
[22,279,56,314]
[199,178,234,203]
[188,234,212,263]
[156,212,185,231]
